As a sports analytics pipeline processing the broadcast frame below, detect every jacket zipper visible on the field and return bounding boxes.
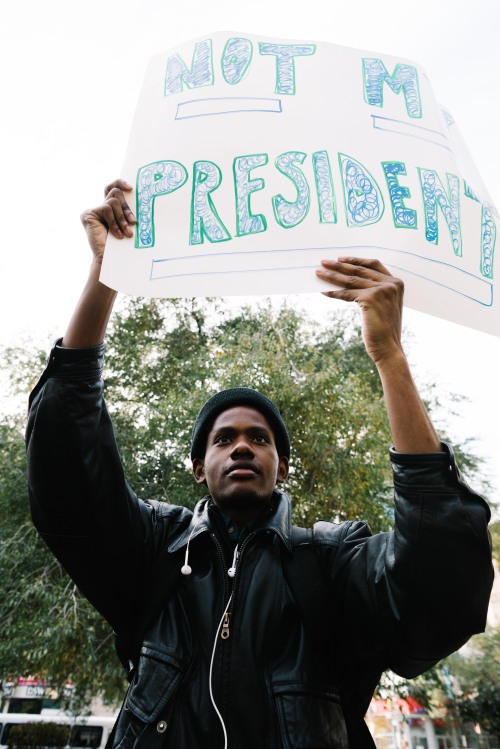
[211,532,231,612]
[209,529,261,745]
[221,612,231,639]
[211,530,257,639]
[217,532,255,640]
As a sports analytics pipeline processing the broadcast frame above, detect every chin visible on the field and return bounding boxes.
[214,493,272,515]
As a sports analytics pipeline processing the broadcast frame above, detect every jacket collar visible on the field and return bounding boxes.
[168,490,293,553]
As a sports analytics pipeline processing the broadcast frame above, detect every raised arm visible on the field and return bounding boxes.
[26,181,147,633]
[316,258,493,683]
[316,257,442,454]
[62,179,136,348]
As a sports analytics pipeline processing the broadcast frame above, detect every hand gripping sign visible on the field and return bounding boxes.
[101,32,498,337]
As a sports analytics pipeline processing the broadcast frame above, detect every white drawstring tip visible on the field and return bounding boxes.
[180,504,209,577]
[227,546,239,578]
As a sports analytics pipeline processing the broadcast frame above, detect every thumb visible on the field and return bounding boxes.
[80,208,109,261]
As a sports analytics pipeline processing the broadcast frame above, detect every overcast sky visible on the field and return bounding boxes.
[1,0,499,501]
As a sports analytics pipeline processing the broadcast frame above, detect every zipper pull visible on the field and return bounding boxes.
[221,612,231,640]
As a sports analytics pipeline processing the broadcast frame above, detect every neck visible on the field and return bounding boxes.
[212,495,274,527]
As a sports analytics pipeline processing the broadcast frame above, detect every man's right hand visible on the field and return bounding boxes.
[62,179,136,348]
[80,179,136,265]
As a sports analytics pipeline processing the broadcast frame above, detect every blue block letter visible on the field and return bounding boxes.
[363,58,422,118]
[312,151,337,224]
[165,39,214,95]
[419,169,461,255]
[234,154,268,236]
[382,161,417,229]
[464,183,496,279]
[222,38,253,85]
[190,161,231,245]
[258,43,315,94]
[136,161,188,249]
[339,154,384,227]
[273,152,310,228]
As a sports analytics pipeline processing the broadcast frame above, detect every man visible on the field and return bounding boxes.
[27,180,493,749]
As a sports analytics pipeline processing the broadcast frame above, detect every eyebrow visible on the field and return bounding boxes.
[211,424,273,438]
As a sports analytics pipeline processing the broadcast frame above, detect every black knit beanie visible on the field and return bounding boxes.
[190,388,290,460]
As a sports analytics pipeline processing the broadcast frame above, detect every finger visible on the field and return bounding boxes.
[104,178,133,198]
[316,262,378,290]
[106,187,137,227]
[321,257,393,280]
[320,287,363,303]
[98,200,131,239]
[88,204,118,238]
[320,277,404,303]
[338,257,393,277]
[80,208,94,227]
[81,195,135,240]
[97,194,135,238]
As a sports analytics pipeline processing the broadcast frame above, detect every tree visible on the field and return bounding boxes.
[451,628,500,738]
[102,298,397,528]
[0,297,489,705]
[383,527,500,740]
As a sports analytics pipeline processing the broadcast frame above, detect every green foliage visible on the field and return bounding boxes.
[387,629,500,740]
[0,419,126,706]
[6,721,69,748]
[450,628,500,737]
[489,521,500,562]
[0,297,489,707]
[104,298,395,528]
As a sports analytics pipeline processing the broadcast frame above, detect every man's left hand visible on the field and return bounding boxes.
[316,257,404,367]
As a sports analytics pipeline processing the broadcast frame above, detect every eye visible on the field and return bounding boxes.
[214,434,232,445]
[254,434,269,444]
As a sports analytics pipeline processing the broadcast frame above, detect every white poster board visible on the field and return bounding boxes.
[101,32,498,337]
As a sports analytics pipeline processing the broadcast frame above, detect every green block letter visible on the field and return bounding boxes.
[258,43,315,94]
[234,154,268,236]
[190,161,231,245]
[363,58,422,118]
[272,152,310,228]
[165,39,214,95]
[136,161,188,249]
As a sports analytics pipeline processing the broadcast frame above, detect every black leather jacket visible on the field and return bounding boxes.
[26,342,494,749]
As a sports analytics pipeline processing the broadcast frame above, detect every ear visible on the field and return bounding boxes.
[192,458,207,485]
[276,457,289,484]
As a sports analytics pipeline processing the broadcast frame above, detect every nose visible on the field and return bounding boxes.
[230,437,255,458]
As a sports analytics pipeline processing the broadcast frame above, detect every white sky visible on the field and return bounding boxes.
[1,0,499,503]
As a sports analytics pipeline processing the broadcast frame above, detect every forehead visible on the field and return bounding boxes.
[209,405,274,434]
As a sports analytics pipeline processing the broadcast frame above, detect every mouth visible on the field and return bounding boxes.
[225,462,261,478]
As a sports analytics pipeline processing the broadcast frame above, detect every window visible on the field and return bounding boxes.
[70,725,104,748]
[2,723,24,743]
[1,721,71,747]
[7,698,42,714]
[374,735,396,749]
[436,737,453,749]
[411,738,428,749]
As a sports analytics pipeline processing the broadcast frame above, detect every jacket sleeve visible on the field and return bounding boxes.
[317,445,493,679]
[26,340,190,637]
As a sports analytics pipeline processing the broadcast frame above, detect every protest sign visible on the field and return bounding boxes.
[101,32,498,336]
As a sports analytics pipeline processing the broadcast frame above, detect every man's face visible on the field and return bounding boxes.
[192,406,289,520]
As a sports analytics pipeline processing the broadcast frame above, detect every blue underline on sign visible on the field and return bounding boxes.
[175,97,283,119]
[371,116,453,152]
[149,245,493,306]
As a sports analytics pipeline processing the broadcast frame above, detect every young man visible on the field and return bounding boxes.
[27,181,493,749]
